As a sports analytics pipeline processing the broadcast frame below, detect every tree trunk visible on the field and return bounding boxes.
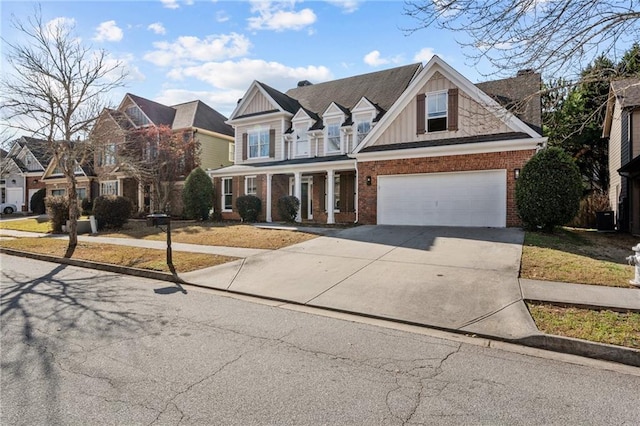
[64,170,79,258]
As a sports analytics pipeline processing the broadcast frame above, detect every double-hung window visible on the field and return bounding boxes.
[222,178,233,211]
[245,176,257,195]
[427,92,447,132]
[326,123,341,153]
[356,120,371,144]
[295,127,309,157]
[100,180,118,196]
[248,130,269,159]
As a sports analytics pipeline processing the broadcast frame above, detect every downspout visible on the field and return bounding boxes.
[23,174,27,212]
[354,157,359,224]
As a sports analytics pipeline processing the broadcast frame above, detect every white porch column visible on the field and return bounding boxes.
[326,169,335,224]
[137,182,145,213]
[266,173,272,222]
[294,171,302,222]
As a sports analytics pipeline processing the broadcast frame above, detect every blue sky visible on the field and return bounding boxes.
[1,0,496,118]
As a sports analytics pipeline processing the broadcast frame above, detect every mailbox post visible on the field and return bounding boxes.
[146,213,174,274]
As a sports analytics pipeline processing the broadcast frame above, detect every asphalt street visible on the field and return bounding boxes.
[1,254,639,425]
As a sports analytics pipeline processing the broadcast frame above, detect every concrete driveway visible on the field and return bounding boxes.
[184,225,539,340]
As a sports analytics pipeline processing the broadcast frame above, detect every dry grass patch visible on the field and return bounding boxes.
[521,228,635,288]
[0,218,52,233]
[528,302,640,349]
[0,237,236,273]
[100,221,316,249]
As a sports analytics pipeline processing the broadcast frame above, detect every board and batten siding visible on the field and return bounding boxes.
[608,100,623,215]
[372,71,512,147]
[632,109,640,159]
[198,133,233,170]
[242,90,276,115]
[235,118,284,163]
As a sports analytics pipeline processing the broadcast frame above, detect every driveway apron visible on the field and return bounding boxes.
[188,225,539,340]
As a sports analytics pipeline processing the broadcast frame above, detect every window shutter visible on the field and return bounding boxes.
[269,129,276,157]
[448,88,458,131]
[340,172,355,213]
[416,93,426,134]
[242,133,247,161]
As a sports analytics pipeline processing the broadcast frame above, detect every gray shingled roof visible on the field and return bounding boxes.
[127,93,176,126]
[476,71,542,134]
[611,77,640,108]
[16,136,50,168]
[285,63,422,116]
[172,100,233,136]
[361,132,532,153]
[257,82,301,114]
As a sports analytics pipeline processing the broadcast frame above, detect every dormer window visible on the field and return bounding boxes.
[295,126,309,157]
[427,91,447,132]
[356,120,371,144]
[326,123,341,153]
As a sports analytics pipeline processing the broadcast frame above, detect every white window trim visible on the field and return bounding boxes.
[248,128,270,160]
[355,118,372,145]
[426,90,448,133]
[229,142,235,163]
[222,177,233,212]
[100,180,119,196]
[325,175,341,212]
[244,175,257,195]
[294,125,310,158]
[324,122,342,155]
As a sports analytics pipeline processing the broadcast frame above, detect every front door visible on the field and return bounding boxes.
[290,177,313,220]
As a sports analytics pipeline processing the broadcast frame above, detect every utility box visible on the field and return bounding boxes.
[147,213,170,227]
[596,211,615,232]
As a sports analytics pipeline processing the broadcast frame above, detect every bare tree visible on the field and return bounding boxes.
[114,125,200,214]
[1,7,126,256]
[404,0,640,78]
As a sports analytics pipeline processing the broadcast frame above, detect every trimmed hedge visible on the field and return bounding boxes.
[30,188,46,214]
[45,195,69,233]
[183,167,214,220]
[92,195,132,230]
[516,147,583,232]
[277,195,299,223]
[236,195,262,222]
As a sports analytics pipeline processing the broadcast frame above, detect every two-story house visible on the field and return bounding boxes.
[209,56,545,227]
[604,77,640,233]
[91,93,234,214]
[0,136,50,212]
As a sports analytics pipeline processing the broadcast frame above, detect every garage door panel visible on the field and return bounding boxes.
[377,170,506,227]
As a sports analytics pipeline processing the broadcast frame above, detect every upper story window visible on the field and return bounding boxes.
[356,120,371,144]
[326,123,341,153]
[102,143,116,165]
[248,129,270,159]
[427,92,447,132]
[229,143,235,162]
[295,127,309,157]
[125,106,150,127]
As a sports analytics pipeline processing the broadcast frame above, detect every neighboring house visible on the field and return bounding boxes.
[41,149,97,203]
[209,56,545,227]
[0,137,50,212]
[91,93,234,214]
[604,77,640,233]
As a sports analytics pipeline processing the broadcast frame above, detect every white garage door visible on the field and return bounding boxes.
[377,170,507,227]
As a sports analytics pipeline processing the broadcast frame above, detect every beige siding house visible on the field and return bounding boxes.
[209,56,545,227]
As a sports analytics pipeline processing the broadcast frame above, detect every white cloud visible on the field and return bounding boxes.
[325,0,361,13]
[103,53,145,83]
[160,0,179,9]
[143,33,251,67]
[248,1,317,31]
[147,22,166,35]
[94,20,123,42]
[413,47,436,63]
[45,17,76,39]
[364,50,387,66]
[216,11,230,23]
[167,58,333,92]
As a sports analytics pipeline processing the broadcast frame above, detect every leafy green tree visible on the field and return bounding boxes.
[516,147,583,232]
[182,167,214,220]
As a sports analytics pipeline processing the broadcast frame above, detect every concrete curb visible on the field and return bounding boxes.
[2,247,639,368]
